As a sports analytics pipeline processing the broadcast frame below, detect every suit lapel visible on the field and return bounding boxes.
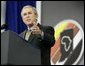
[23,30,27,39]
[28,33,34,43]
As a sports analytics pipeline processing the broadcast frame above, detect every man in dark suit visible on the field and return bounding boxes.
[20,5,55,65]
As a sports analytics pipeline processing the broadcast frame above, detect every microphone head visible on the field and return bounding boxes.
[1,24,7,29]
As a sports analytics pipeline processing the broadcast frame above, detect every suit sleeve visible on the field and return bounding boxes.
[42,26,55,47]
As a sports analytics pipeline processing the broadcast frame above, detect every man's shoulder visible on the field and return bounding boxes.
[43,26,54,33]
[38,23,54,31]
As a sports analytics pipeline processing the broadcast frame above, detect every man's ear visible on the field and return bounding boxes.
[35,13,38,18]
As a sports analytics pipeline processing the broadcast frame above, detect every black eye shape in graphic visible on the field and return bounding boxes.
[59,29,73,62]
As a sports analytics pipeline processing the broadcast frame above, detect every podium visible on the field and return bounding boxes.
[1,30,41,65]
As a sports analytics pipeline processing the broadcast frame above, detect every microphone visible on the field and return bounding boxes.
[1,24,7,29]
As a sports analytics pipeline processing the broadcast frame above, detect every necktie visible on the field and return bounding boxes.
[25,30,31,41]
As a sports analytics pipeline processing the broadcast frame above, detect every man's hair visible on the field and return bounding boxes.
[21,5,38,18]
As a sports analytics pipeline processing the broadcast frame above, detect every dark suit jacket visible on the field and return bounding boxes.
[19,23,55,65]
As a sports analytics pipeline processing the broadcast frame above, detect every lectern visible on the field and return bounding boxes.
[1,30,41,65]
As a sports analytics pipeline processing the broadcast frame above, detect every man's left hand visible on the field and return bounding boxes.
[31,25,42,35]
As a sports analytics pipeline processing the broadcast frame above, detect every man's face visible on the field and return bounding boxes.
[21,7,37,26]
